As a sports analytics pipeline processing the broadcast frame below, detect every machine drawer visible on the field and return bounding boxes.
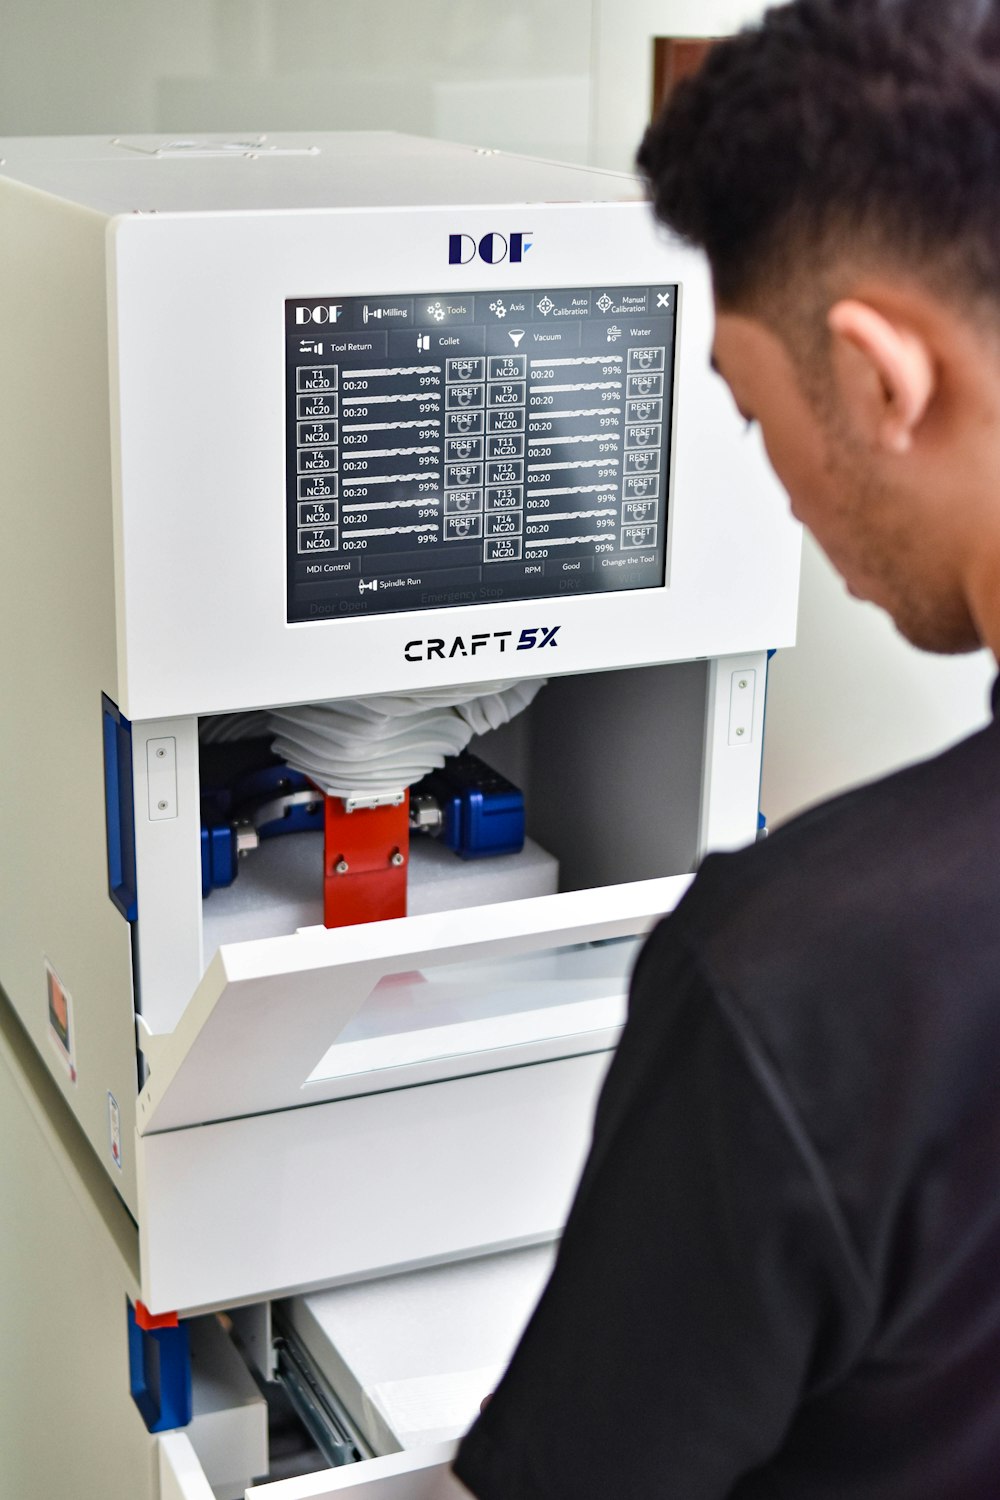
[137,875,691,1135]
[160,1433,460,1500]
[134,877,691,1314]
[248,1446,463,1499]
[161,1242,550,1499]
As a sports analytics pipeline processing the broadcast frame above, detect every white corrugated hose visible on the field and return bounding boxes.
[200,680,544,800]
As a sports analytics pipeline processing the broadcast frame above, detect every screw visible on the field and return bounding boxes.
[155,747,166,759]
[736,728,745,738]
[739,679,748,689]
[157,799,168,810]
[335,859,349,875]
[390,850,405,867]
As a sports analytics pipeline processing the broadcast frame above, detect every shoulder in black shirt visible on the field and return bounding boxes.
[456,691,1000,1499]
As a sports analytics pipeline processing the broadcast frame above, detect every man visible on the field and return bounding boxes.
[450,1,1000,1495]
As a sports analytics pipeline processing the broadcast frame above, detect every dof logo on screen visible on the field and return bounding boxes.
[448,232,533,266]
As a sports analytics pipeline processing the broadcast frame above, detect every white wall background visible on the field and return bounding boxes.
[2,0,992,823]
[588,0,995,823]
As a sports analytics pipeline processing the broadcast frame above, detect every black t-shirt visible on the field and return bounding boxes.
[455,684,1000,1498]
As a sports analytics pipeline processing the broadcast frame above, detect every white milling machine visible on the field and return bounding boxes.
[0,133,800,1499]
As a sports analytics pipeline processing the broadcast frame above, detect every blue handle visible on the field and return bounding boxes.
[101,695,138,922]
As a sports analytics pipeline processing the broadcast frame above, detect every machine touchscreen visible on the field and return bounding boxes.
[286,283,677,621]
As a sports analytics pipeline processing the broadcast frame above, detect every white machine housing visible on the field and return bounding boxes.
[0,133,800,1499]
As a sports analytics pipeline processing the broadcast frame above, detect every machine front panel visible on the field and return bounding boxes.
[285,285,677,621]
[110,204,800,719]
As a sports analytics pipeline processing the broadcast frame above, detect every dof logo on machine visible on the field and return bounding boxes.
[448,232,533,266]
[295,304,343,325]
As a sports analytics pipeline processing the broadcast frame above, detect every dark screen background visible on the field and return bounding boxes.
[286,283,677,621]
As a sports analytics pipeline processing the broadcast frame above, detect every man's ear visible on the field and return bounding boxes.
[827,299,935,454]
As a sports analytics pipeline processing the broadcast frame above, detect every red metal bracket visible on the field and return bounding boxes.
[323,792,410,928]
[133,1301,179,1331]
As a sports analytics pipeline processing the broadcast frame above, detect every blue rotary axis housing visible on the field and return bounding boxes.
[201,751,525,895]
[201,763,323,896]
[413,752,525,860]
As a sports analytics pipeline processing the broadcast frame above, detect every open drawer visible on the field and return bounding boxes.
[135,875,691,1314]
[161,1434,462,1500]
[159,1241,557,1499]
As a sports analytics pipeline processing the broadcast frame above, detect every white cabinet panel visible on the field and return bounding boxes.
[159,1433,217,1500]
[138,877,690,1134]
[249,1444,463,1500]
[163,1432,466,1500]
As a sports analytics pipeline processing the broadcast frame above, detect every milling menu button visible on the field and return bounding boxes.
[348,297,414,330]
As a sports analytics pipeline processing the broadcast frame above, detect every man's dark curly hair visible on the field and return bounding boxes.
[638,0,1000,313]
